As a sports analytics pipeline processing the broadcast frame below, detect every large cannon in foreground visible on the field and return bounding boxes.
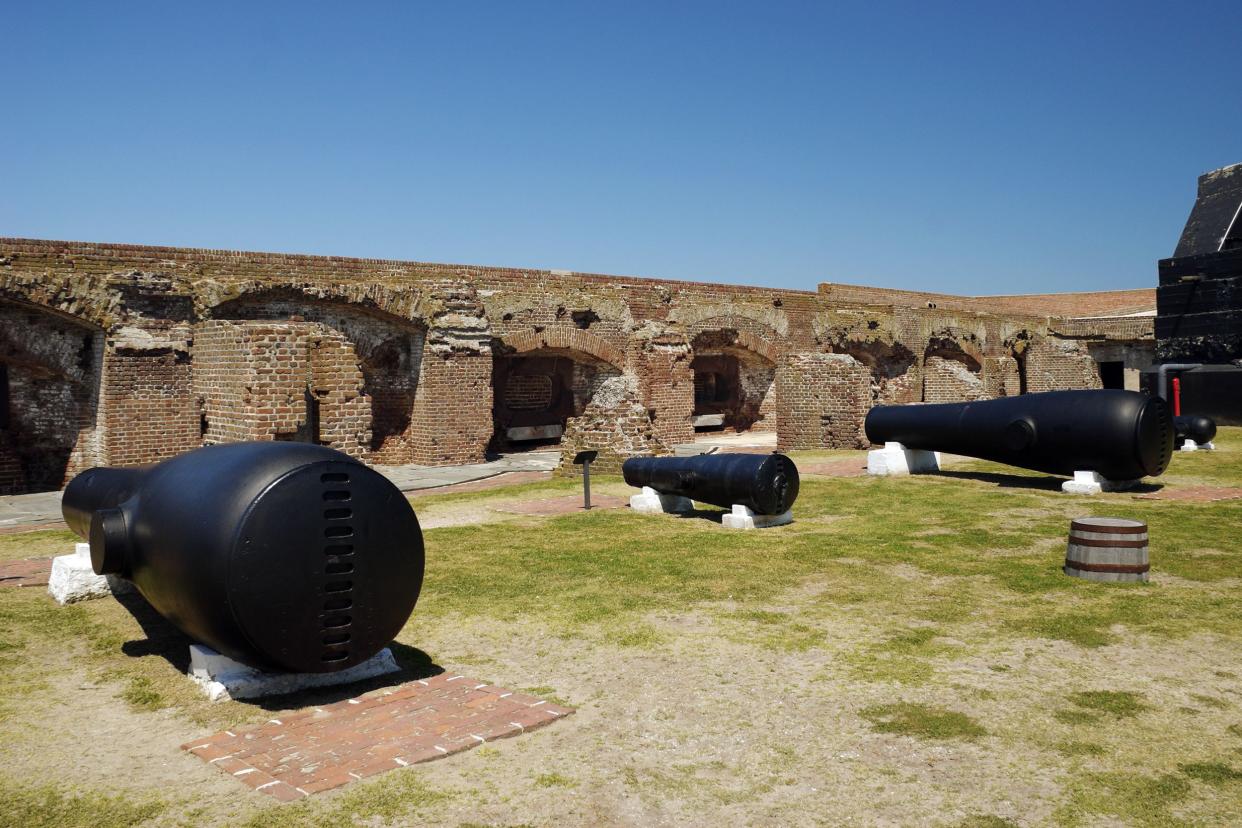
[63,442,424,674]
[864,390,1174,481]
[622,452,800,515]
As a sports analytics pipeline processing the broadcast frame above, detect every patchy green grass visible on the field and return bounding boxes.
[0,779,165,828]
[1056,771,1193,827]
[1180,761,1242,786]
[1068,690,1148,718]
[0,527,78,562]
[860,702,986,740]
[533,772,577,788]
[239,772,450,828]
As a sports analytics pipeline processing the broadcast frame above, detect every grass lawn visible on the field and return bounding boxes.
[1,430,1241,826]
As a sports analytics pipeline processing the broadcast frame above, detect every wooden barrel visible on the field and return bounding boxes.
[1064,517,1149,583]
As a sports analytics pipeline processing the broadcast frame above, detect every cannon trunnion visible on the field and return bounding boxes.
[864,390,1174,481]
[622,452,800,515]
[62,442,424,675]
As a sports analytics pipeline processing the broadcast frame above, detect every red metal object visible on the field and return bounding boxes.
[1172,376,1182,416]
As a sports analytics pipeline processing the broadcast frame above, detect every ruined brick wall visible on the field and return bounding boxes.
[193,320,368,456]
[557,375,666,476]
[0,302,104,489]
[634,338,694,447]
[102,348,199,467]
[0,238,1149,486]
[776,353,871,451]
[922,356,986,403]
[983,356,1021,397]
[1026,336,1103,392]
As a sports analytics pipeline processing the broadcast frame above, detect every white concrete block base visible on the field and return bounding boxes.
[866,442,941,476]
[629,486,694,514]
[188,644,401,702]
[1060,471,1140,495]
[1180,440,1216,452]
[721,504,793,530]
[48,543,133,605]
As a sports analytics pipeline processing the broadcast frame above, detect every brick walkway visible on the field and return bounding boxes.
[0,557,52,588]
[183,673,573,801]
[1134,486,1242,503]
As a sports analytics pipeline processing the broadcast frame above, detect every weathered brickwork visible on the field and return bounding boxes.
[776,354,871,451]
[557,376,666,475]
[0,237,1154,492]
[1026,336,1104,393]
[922,356,985,403]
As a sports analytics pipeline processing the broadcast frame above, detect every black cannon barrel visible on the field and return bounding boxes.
[1173,415,1216,445]
[62,442,424,674]
[622,452,800,515]
[864,390,1173,480]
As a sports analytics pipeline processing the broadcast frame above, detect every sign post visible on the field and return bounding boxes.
[572,450,599,510]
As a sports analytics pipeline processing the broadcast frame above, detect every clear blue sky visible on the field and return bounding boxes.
[3,2,1239,294]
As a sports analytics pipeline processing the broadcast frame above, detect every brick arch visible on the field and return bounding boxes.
[197,282,428,326]
[923,326,985,367]
[0,274,119,330]
[689,324,781,365]
[674,304,789,337]
[499,329,627,370]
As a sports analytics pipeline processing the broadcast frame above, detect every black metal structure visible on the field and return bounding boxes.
[864,390,1174,481]
[622,452,800,515]
[1174,415,1217,446]
[62,441,424,674]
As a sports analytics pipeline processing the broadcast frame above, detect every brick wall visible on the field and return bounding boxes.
[193,320,369,457]
[922,356,986,403]
[101,347,200,467]
[635,340,695,447]
[776,353,871,450]
[0,238,1146,479]
[1026,336,1103,392]
[557,376,666,476]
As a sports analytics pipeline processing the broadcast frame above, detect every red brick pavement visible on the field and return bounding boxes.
[0,557,52,588]
[183,672,573,801]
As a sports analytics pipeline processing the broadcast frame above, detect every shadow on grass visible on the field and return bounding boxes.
[114,588,442,709]
[934,469,1163,494]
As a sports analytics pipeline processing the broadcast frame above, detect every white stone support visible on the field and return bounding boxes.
[629,486,694,514]
[1060,471,1140,495]
[188,644,401,702]
[1180,440,1215,452]
[48,543,132,605]
[721,504,793,530]
[866,442,941,476]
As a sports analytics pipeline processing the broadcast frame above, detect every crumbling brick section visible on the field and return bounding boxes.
[558,375,667,475]
[1026,336,1103,393]
[408,281,493,465]
[193,321,369,457]
[983,355,1021,397]
[183,672,573,801]
[103,347,199,467]
[636,339,695,447]
[776,353,870,451]
[922,356,986,403]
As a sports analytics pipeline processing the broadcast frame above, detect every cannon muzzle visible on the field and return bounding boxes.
[62,442,424,674]
[864,390,1173,480]
[1173,415,1216,446]
[622,452,800,515]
